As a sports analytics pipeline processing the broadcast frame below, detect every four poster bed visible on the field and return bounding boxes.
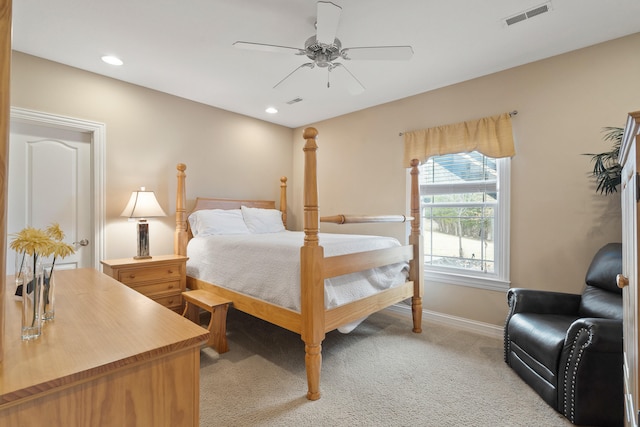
[174,127,424,400]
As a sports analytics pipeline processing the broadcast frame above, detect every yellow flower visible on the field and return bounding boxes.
[45,223,65,241]
[10,227,53,256]
[51,240,75,259]
[10,224,75,259]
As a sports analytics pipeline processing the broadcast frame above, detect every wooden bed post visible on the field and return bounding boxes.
[280,176,287,229]
[409,159,424,333]
[300,127,325,401]
[175,163,188,256]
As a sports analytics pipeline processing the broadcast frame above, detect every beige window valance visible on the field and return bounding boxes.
[403,112,516,166]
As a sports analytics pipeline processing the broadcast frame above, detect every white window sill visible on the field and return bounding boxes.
[424,268,510,292]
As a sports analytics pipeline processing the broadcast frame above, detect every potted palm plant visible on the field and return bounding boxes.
[585,127,623,195]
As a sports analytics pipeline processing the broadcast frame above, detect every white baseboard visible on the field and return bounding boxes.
[384,304,504,340]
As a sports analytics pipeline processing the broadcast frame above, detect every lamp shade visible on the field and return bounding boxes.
[120,187,166,219]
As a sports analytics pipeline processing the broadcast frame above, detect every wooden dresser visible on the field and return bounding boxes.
[101,254,188,313]
[0,268,209,426]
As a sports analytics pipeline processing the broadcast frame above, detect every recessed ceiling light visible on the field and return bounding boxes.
[265,107,278,114]
[101,55,123,66]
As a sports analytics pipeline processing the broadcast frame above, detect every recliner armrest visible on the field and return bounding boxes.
[558,318,623,425]
[564,318,622,353]
[507,288,582,316]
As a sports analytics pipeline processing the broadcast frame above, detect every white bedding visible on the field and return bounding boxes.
[186,230,409,332]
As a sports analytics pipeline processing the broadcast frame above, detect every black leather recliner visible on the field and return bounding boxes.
[504,243,623,426]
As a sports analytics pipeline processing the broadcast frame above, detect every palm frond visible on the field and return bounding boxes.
[584,126,623,195]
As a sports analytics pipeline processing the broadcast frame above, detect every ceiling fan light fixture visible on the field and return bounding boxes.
[304,35,341,65]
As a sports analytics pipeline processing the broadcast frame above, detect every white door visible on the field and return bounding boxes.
[621,138,639,427]
[7,121,93,272]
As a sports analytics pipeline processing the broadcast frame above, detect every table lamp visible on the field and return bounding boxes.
[120,187,166,259]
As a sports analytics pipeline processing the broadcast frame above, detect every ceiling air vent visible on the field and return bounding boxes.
[504,2,551,26]
[287,97,303,105]
[505,13,527,26]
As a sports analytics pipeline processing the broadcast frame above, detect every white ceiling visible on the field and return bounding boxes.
[11,0,640,128]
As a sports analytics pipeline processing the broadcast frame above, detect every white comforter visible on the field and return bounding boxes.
[186,231,409,330]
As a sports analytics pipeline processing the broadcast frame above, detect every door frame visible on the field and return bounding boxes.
[9,107,105,269]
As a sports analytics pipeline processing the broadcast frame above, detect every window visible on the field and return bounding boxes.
[418,152,510,291]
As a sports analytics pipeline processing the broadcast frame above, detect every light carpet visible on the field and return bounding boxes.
[199,308,572,427]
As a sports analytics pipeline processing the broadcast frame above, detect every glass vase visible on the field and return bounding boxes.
[21,257,44,340]
[14,251,26,294]
[42,264,56,321]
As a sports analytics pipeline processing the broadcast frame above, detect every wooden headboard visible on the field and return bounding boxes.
[191,197,275,212]
[174,163,287,256]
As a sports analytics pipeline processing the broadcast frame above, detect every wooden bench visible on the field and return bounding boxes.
[182,290,232,353]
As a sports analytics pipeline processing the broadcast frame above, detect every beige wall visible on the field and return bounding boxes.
[293,33,640,326]
[10,32,640,327]
[10,52,294,259]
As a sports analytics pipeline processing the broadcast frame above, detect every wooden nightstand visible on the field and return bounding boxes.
[101,254,188,313]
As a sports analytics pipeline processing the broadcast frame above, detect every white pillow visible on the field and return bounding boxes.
[241,206,285,233]
[188,209,250,236]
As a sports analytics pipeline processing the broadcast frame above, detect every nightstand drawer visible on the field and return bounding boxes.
[130,280,182,296]
[154,294,183,310]
[117,264,182,285]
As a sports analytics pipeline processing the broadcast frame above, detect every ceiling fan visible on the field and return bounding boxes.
[233,1,414,94]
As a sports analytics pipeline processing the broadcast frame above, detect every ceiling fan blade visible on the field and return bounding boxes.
[273,63,315,90]
[316,1,342,45]
[329,63,365,95]
[233,41,304,55]
[341,46,414,61]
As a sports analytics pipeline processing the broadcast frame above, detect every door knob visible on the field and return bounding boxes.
[617,274,629,289]
[73,239,89,247]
